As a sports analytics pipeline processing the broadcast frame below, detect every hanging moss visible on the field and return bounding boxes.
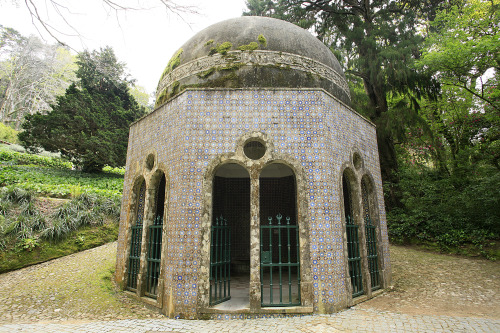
[155,81,181,107]
[170,81,180,95]
[258,34,267,47]
[156,89,168,107]
[159,48,183,81]
[238,42,259,51]
[197,67,216,79]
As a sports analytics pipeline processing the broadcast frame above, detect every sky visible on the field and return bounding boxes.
[0,0,248,95]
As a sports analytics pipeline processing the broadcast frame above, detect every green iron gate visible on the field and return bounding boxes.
[127,181,145,291]
[127,223,143,290]
[346,215,363,297]
[209,216,231,305]
[365,217,380,291]
[146,215,163,298]
[260,214,301,307]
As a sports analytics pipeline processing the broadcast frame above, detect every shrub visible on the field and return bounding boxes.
[1,187,35,204]
[18,238,39,251]
[0,148,72,169]
[0,122,19,144]
[387,163,500,253]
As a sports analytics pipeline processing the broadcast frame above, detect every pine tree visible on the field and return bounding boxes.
[19,46,145,172]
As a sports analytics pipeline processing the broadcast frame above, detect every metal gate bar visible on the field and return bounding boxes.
[209,216,231,305]
[260,214,301,307]
[146,215,163,298]
[127,224,143,290]
[346,215,363,297]
[365,217,380,291]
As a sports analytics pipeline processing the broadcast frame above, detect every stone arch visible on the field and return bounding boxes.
[340,166,364,299]
[125,176,147,291]
[198,132,312,312]
[211,163,251,305]
[199,155,251,311]
[257,158,312,310]
[141,170,168,299]
[259,162,300,306]
[360,173,383,291]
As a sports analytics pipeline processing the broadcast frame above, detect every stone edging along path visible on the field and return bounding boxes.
[1,310,499,332]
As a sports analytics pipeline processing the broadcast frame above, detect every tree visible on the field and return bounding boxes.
[130,85,153,111]
[0,26,77,129]
[386,1,500,249]
[19,46,145,172]
[419,0,499,112]
[244,0,448,208]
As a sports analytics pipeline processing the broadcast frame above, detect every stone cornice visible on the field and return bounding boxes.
[156,50,350,99]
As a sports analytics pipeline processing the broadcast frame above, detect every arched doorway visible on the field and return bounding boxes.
[127,178,146,291]
[342,170,364,298]
[259,163,300,306]
[361,176,381,291]
[145,173,166,298]
[210,163,251,307]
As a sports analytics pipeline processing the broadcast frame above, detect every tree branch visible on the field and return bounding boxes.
[21,0,199,47]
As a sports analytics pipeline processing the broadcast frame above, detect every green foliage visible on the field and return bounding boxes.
[0,122,19,143]
[0,145,122,198]
[102,165,125,175]
[415,0,500,171]
[209,42,233,56]
[0,147,72,169]
[160,48,183,81]
[0,222,119,273]
[0,186,121,246]
[238,42,259,51]
[244,0,445,208]
[257,34,267,47]
[387,160,499,256]
[19,47,145,172]
[418,0,499,112]
[129,85,151,110]
[0,144,123,271]
[18,238,39,252]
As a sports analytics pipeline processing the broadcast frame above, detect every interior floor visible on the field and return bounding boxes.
[211,272,300,310]
[212,273,250,311]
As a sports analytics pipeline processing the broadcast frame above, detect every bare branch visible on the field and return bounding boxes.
[21,0,199,46]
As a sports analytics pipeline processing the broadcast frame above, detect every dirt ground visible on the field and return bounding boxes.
[358,245,500,319]
[0,242,498,324]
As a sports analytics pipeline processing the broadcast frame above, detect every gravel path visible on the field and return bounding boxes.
[0,242,163,324]
[0,242,498,331]
[358,245,500,319]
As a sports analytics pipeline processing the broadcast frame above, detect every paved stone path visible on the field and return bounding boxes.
[1,308,499,332]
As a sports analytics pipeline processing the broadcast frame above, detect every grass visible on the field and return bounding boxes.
[0,165,123,198]
[0,222,119,273]
[0,144,124,273]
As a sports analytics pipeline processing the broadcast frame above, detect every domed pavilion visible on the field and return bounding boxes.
[115,16,391,319]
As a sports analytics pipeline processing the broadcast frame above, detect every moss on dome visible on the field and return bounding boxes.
[159,48,183,81]
[258,34,267,47]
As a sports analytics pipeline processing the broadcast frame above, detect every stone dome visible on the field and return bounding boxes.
[155,16,350,106]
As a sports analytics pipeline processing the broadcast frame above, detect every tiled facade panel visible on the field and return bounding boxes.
[116,89,390,318]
